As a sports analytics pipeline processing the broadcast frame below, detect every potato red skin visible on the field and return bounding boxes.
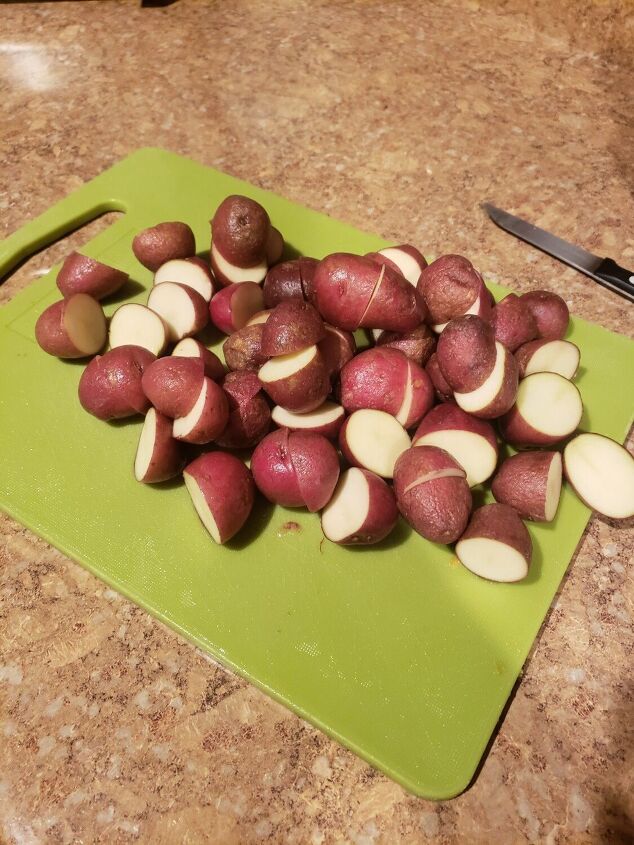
[360,265,427,332]
[376,324,436,366]
[491,451,559,521]
[261,301,325,357]
[318,325,356,379]
[56,252,128,301]
[79,345,156,420]
[413,404,498,453]
[263,261,304,307]
[251,428,304,507]
[215,371,271,449]
[328,469,399,545]
[138,411,186,483]
[184,452,254,543]
[266,226,284,265]
[132,222,196,271]
[313,253,380,331]
[340,348,408,416]
[35,297,105,359]
[436,315,497,392]
[425,353,455,403]
[211,195,271,267]
[458,503,532,562]
[393,446,472,544]
[490,293,537,352]
[417,254,483,325]
[223,325,268,372]
[520,290,569,340]
[299,258,319,304]
[288,430,340,512]
[174,378,230,444]
[141,357,205,418]
[259,349,330,413]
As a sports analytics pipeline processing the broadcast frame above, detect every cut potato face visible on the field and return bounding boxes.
[522,340,580,379]
[183,473,221,543]
[378,247,421,286]
[413,430,497,487]
[109,303,167,355]
[454,342,506,413]
[63,293,107,355]
[564,433,634,519]
[259,345,317,382]
[514,373,582,437]
[271,401,344,431]
[342,409,410,478]
[211,242,267,284]
[147,282,207,342]
[456,537,529,582]
[173,379,208,439]
[321,468,370,541]
[544,452,563,521]
[154,258,214,302]
[135,408,159,481]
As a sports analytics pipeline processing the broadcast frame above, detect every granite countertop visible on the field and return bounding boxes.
[1,1,633,842]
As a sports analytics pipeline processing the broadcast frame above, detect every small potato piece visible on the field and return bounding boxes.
[211,242,268,286]
[376,324,436,367]
[172,338,225,381]
[141,357,205,419]
[563,433,634,519]
[425,353,455,404]
[78,345,155,420]
[491,451,562,522]
[108,303,168,356]
[153,257,216,302]
[359,264,427,332]
[35,294,106,358]
[215,371,271,449]
[261,301,325,357]
[339,409,411,479]
[133,222,196,272]
[209,282,265,335]
[263,260,304,307]
[318,324,356,379]
[223,324,268,372]
[313,253,380,331]
[520,290,569,339]
[56,252,128,301]
[498,371,583,447]
[134,408,185,483]
[456,503,532,583]
[515,339,580,380]
[258,345,330,413]
[491,293,538,351]
[266,226,284,265]
[147,282,208,342]
[172,377,229,444]
[417,254,484,327]
[184,452,254,544]
[321,468,399,545]
[271,401,345,440]
[454,342,519,419]
[211,195,271,268]
[393,445,472,544]
[436,315,497,393]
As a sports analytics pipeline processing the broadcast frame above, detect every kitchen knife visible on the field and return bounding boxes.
[482,203,634,303]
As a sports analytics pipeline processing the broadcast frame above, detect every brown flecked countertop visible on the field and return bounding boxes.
[1,1,633,842]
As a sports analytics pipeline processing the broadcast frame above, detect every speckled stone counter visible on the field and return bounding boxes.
[1,2,633,843]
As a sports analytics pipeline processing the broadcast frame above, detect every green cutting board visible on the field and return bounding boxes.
[1,149,633,799]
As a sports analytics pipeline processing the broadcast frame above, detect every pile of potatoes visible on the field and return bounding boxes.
[35,195,634,582]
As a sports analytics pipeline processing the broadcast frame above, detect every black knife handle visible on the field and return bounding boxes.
[593,257,634,302]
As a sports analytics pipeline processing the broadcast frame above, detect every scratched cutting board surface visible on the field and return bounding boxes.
[1,149,633,799]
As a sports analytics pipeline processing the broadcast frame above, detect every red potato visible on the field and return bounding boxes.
[211,195,271,268]
[425,353,455,404]
[141,357,205,419]
[209,282,264,335]
[271,401,345,440]
[499,371,583,447]
[520,290,569,340]
[266,226,284,266]
[211,242,268,286]
[490,293,538,352]
[56,252,128,301]
[147,282,208,342]
[318,324,356,379]
[455,503,532,583]
[108,303,168,356]
[251,428,340,511]
[436,315,497,393]
[172,377,229,444]
[515,339,580,380]
[491,451,562,522]
[313,253,380,331]
[376,323,436,367]
[454,341,519,419]
[246,309,273,326]
[223,324,268,372]
[366,244,428,286]
[321,468,399,545]
[153,257,216,302]
[261,301,325,357]
[215,371,271,449]
[393,445,472,544]
[412,404,499,487]
[299,257,319,305]
[78,345,155,420]
[184,452,254,544]
[132,222,196,272]
[258,345,329,413]
[417,254,488,328]
[359,263,427,332]
[35,294,106,358]
[263,261,304,307]
[339,409,411,479]
[430,278,492,334]
[171,338,225,382]
[563,433,634,519]
[134,408,185,483]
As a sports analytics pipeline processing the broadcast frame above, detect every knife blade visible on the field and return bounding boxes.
[482,203,634,303]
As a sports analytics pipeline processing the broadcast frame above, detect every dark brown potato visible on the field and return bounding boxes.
[222,324,268,372]
[132,222,196,271]
[211,195,271,267]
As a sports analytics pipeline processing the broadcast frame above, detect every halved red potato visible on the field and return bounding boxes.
[490,293,537,351]
[456,503,532,582]
[563,433,634,519]
[171,338,225,381]
[172,377,229,444]
[258,345,329,412]
[184,452,254,544]
[393,445,472,544]
[153,257,216,302]
[313,253,380,331]
[499,372,583,447]
[318,324,356,379]
[134,408,185,483]
[376,323,436,367]
[108,303,168,356]
[261,301,325,357]
[78,345,155,420]
[412,404,498,487]
[436,315,497,393]
[491,451,562,522]
[515,339,580,380]
[520,290,569,339]
[209,282,264,335]
[366,244,427,286]
[132,222,196,272]
[417,254,488,329]
[215,371,271,449]
[454,342,519,419]
[271,401,345,440]
[211,243,269,287]
[141,357,205,418]
[321,468,399,545]
[425,352,455,404]
[223,324,268,372]
[56,252,128,301]
[147,282,208,342]
[35,294,106,358]
[339,409,411,478]
[211,195,271,268]
[263,260,304,307]
[266,226,284,265]
[359,263,427,332]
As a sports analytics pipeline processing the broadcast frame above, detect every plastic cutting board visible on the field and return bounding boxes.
[1,148,633,799]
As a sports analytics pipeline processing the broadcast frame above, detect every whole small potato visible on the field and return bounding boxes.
[261,301,325,357]
[376,323,436,367]
[520,290,569,339]
[223,324,268,372]
[56,252,128,301]
[490,293,537,351]
[79,345,156,420]
[417,254,483,326]
[132,222,196,271]
[211,194,271,267]
[215,371,271,449]
[436,315,497,392]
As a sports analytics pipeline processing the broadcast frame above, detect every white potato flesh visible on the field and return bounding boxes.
[412,430,497,487]
[523,340,580,380]
[271,401,344,429]
[211,242,267,284]
[63,294,106,354]
[344,409,410,478]
[378,247,420,286]
[544,452,563,521]
[395,363,413,426]
[154,259,213,301]
[456,538,529,582]
[514,373,582,437]
[183,473,221,543]
[321,468,370,542]
[259,345,318,382]
[108,303,167,355]
[171,337,201,358]
[147,282,201,343]
[134,408,157,481]
[564,433,634,519]
[173,379,207,438]
[455,341,506,413]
